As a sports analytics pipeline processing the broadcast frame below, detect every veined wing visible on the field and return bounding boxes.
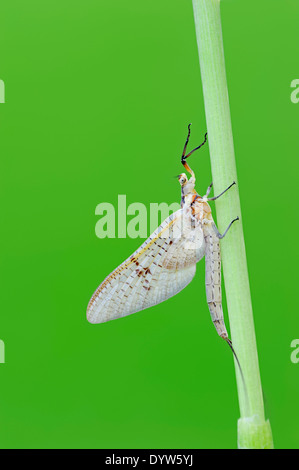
[87,208,205,324]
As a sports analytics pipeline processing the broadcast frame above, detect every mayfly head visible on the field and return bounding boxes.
[177,172,196,196]
[178,173,188,187]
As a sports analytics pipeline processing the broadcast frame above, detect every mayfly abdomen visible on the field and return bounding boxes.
[203,225,228,339]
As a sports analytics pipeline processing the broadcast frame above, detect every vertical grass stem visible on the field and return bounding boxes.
[191,0,273,448]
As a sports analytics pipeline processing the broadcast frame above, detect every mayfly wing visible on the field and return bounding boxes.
[87,208,205,324]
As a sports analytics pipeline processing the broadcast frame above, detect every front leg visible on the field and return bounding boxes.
[205,182,213,197]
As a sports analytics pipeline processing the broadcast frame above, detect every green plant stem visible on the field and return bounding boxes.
[191,0,273,449]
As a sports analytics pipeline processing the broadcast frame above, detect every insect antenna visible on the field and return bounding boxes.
[226,338,250,416]
[181,123,208,177]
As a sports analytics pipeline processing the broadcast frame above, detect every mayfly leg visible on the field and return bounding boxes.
[205,182,213,197]
[181,123,208,177]
[212,217,239,240]
[207,181,236,201]
[181,123,192,159]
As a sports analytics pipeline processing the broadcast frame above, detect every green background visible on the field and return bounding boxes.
[0,0,298,449]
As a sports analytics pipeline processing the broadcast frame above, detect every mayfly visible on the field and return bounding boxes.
[87,124,241,364]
